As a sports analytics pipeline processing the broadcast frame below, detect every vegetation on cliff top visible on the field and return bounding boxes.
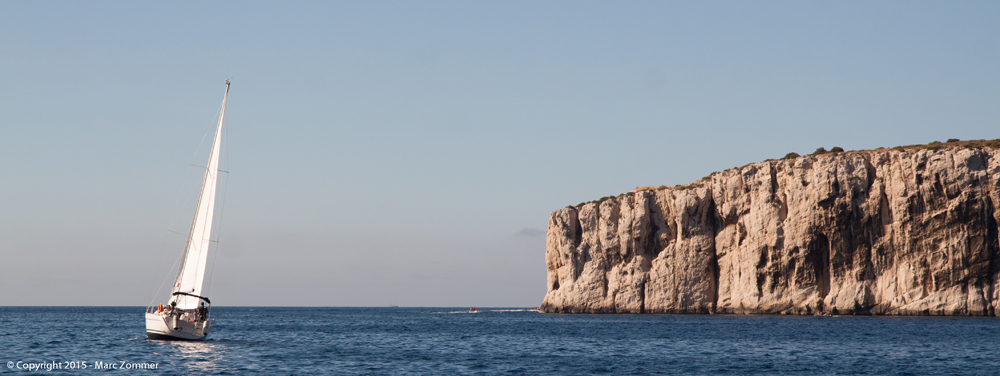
[569,138,1000,209]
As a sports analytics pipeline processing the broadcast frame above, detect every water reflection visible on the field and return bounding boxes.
[158,340,227,374]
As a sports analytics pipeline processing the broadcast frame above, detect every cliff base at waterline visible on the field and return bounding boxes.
[542,143,1000,316]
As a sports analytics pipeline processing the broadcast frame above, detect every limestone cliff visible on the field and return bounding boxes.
[542,143,1000,315]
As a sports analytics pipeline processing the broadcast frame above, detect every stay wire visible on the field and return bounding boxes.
[191,98,226,301]
[146,97,220,308]
[205,107,230,299]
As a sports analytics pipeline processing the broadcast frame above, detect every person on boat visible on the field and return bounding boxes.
[197,302,207,321]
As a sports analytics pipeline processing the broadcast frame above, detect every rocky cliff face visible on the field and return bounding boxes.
[542,146,1000,315]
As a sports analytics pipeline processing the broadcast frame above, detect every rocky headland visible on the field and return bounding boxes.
[542,140,1000,315]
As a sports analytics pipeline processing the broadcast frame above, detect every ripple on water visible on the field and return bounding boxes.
[2,307,1000,375]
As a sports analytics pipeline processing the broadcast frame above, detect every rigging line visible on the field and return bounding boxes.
[147,139,208,309]
[205,172,226,297]
[191,165,228,174]
[190,113,214,166]
[188,102,226,293]
[193,88,227,296]
[153,94,225,305]
[206,104,231,298]
[146,229,175,310]
[149,85,230,308]
[149,101,220,304]
[172,93,222,248]
[147,240,188,310]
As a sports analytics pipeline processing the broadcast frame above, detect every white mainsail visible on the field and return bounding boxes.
[170,81,229,310]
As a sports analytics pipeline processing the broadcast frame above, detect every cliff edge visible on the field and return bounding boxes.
[542,142,1000,315]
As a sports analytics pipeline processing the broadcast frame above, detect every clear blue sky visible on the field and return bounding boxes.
[2,1,997,306]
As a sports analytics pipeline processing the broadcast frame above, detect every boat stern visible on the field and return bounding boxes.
[145,309,209,340]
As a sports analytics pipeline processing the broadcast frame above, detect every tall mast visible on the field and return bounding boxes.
[170,80,229,310]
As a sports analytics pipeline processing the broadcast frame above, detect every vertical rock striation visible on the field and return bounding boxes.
[542,147,1000,315]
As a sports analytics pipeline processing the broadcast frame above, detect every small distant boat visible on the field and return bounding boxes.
[529,306,540,311]
[469,307,478,313]
[145,81,231,340]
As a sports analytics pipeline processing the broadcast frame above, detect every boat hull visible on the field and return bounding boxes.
[145,312,212,341]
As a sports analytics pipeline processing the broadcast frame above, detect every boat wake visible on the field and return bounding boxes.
[438,308,539,314]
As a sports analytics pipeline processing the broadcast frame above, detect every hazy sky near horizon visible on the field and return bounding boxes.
[2,1,998,306]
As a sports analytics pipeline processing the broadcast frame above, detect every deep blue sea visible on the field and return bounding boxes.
[2,307,999,375]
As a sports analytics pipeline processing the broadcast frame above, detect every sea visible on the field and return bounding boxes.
[1,307,999,375]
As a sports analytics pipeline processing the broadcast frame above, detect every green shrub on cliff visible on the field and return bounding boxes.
[564,138,1000,208]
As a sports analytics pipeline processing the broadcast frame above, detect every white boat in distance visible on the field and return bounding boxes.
[145,81,230,340]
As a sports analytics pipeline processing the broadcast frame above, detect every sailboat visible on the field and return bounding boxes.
[145,80,230,340]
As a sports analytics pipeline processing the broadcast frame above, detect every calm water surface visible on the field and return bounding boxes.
[1,307,998,375]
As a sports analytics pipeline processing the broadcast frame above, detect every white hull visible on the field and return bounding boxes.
[145,311,213,341]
